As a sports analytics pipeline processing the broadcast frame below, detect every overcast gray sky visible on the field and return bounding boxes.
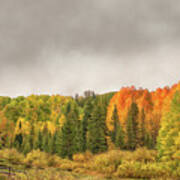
[1,0,180,97]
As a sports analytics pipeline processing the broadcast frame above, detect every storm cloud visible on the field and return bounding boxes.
[0,0,180,96]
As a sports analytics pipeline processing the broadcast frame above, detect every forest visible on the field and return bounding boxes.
[0,83,180,179]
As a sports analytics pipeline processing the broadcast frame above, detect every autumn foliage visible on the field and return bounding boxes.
[0,86,180,179]
[106,83,180,147]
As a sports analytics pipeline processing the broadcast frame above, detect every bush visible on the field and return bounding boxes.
[47,154,62,167]
[114,162,171,178]
[24,149,49,168]
[73,153,86,162]
[91,150,123,176]
[72,151,93,162]
[131,147,157,163]
[0,148,24,166]
[58,159,76,170]
[24,149,62,168]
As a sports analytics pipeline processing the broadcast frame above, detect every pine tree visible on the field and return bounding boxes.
[139,109,146,146]
[82,99,93,151]
[111,105,119,143]
[126,102,139,150]
[13,133,23,151]
[56,102,77,159]
[51,131,57,154]
[47,133,53,153]
[115,124,125,149]
[42,126,52,153]
[73,120,84,153]
[29,124,35,150]
[22,135,31,154]
[55,128,63,156]
[87,104,107,154]
[145,133,154,149]
[57,118,74,159]
[34,130,43,150]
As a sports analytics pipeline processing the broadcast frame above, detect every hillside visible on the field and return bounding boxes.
[0,85,180,179]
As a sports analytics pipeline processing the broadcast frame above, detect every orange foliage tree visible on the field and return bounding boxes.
[106,82,180,148]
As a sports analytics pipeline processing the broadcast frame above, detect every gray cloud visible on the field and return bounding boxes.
[0,0,180,96]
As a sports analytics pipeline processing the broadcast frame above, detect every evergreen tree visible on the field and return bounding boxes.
[56,102,77,159]
[47,133,53,153]
[82,99,94,151]
[13,133,23,151]
[87,104,107,154]
[126,102,139,150]
[13,121,23,151]
[51,131,57,154]
[139,109,146,146]
[55,128,63,156]
[29,124,35,150]
[111,105,119,143]
[57,119,74,159]
[42,126,52,153]
[145,133,154,149]
[22,135,31,154]
[73,120,84,153]
[34,130,43,150]
[115,124,125,149]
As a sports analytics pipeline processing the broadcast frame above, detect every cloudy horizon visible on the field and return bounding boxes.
[1,0,180,97]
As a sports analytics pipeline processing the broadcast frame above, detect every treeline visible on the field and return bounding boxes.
[0,83,180,161]
[110,103,156,151]
[0,86,180,179]
[0,91,114,159]
[107,83,180,151]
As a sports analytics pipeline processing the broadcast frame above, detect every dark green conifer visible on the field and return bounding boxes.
[87,104,107,154]
[82,99,94,151]
[42,126,50,153]
[111,105,119,143]
[145,133,154,149]
[73,120,84,153]
[22,135,31,154]
[126,102,139,150]
[34,130,43,150]
[139,109,146,146]
[51,131,57,154]
[115,124,125,149]
[56,102,77,159]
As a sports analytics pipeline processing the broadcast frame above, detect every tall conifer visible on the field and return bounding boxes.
[126,102,139,150]
[87,104,107,154]
[82,98,94,151]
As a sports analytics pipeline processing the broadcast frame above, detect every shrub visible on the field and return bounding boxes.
[91,150,123,176]
[131,147,157,163]
[0,148,24,166]
[73,151,93,163]
[73,153,86,162]
[47,154,62,167]
[58,159,84,171]
[24,149,48,168]
[114,161,171,178]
